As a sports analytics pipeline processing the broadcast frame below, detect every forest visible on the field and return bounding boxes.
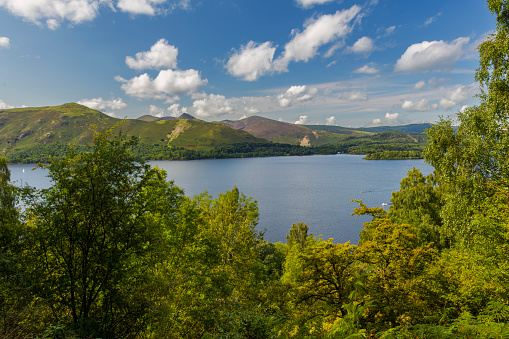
[2,0,509,337]
[7,130,425,164]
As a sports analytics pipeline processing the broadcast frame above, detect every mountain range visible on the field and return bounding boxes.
[0,103,430,156]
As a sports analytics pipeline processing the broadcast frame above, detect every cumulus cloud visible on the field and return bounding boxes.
[191,93,233,118]
[117,69,206,100]
[295,0,334,8]
[400,99,437,112]
[295,115,309,124]
[0,37,10,48]
[372,112,399,126]
[395,37,470,72]
[126,39,178,70]
[0,99,14,109]
[353,64,379,74]
[325,116,336,125]
[338,90,367,101]
[225,41,276,81]
[274,5,361,72]
[148,104,166,117]
[226,5,360,80]
[277,85,317,107]
[77,97,127,111]
[148,103,186,117]
[117,0,166,15]
[439,83,478,110]
[413,80,426,90]
[0,0,109,28]
[350,36,373,54]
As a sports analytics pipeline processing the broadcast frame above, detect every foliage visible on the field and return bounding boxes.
[24,127,185,338]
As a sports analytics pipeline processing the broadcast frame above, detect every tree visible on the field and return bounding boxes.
[0,156,36,337]
[424,0,509,243]
[388,168,444,248]
[26,127,183,338]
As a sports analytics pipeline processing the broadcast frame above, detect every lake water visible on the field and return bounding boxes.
[8,155,433,244]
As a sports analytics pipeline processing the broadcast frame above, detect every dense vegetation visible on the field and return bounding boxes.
[3,1,509,337]
[6,130,425,163]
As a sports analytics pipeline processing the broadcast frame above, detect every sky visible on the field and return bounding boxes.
[0,0,496,127]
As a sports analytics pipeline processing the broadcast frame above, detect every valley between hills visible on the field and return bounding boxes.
[0,103,429,163]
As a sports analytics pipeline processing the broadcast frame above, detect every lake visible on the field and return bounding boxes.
[8,155,433,244]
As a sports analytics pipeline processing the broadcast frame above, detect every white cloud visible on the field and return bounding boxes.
[428,77,449,87]
[225,41,276,81]
[353,64,379,74]
[295,115,309,124]
[0,37,9,48]
[422,12,442,27]
[295,0,334,8]
[191,93,233,118]
[338,90,367,101]
[148,103,186,117]
[324,41,344,58]
[460,105,469,113]
[395,37,470,72]
[77,97,127,111]
[274,5,361,72]
[372,112,399,126]
[168,103,186,116]
[400,99,437,112]
[149,104,166,117]
[0,99,14,109]
[46,18,60,29]
[439,83,478,110]
[0,0,109,28]
[385,26,396,35]
[117,0,165,15]
[350,36,373,54]
[117,69,206,100]
[126,39,178,70]
[413,80,426,90]
[325,116,336,125]
[277,85,317,107]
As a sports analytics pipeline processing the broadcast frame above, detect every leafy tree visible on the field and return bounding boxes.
[389,168,444,248]
[0,156,35,337]
[26,127,184,338]
[424,0,509,243]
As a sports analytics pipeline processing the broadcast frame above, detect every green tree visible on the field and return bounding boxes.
[0,156,37,337]
[389,168,444,248]
[424,0,509,244]
[26,127,184,338]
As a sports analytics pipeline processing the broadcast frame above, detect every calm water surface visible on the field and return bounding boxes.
[9,155,432,244]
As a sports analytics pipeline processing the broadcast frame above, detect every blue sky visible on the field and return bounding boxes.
[0,0,495,127]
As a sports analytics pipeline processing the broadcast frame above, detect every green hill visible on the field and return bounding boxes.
[0,103,267,159]
[219,116,366,146]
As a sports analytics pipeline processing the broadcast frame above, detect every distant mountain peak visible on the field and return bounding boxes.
[178,113,195,120]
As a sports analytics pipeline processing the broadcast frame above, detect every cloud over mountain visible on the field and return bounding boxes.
[126,39,179,70]
[117,69,206,100]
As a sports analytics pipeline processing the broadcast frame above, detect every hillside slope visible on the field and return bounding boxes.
[219,116,366,146]
[0,103,267,155]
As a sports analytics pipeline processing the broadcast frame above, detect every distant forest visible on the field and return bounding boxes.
[7,130,426,163]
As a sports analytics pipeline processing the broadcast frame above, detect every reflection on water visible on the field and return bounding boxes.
[9,155,433,244]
